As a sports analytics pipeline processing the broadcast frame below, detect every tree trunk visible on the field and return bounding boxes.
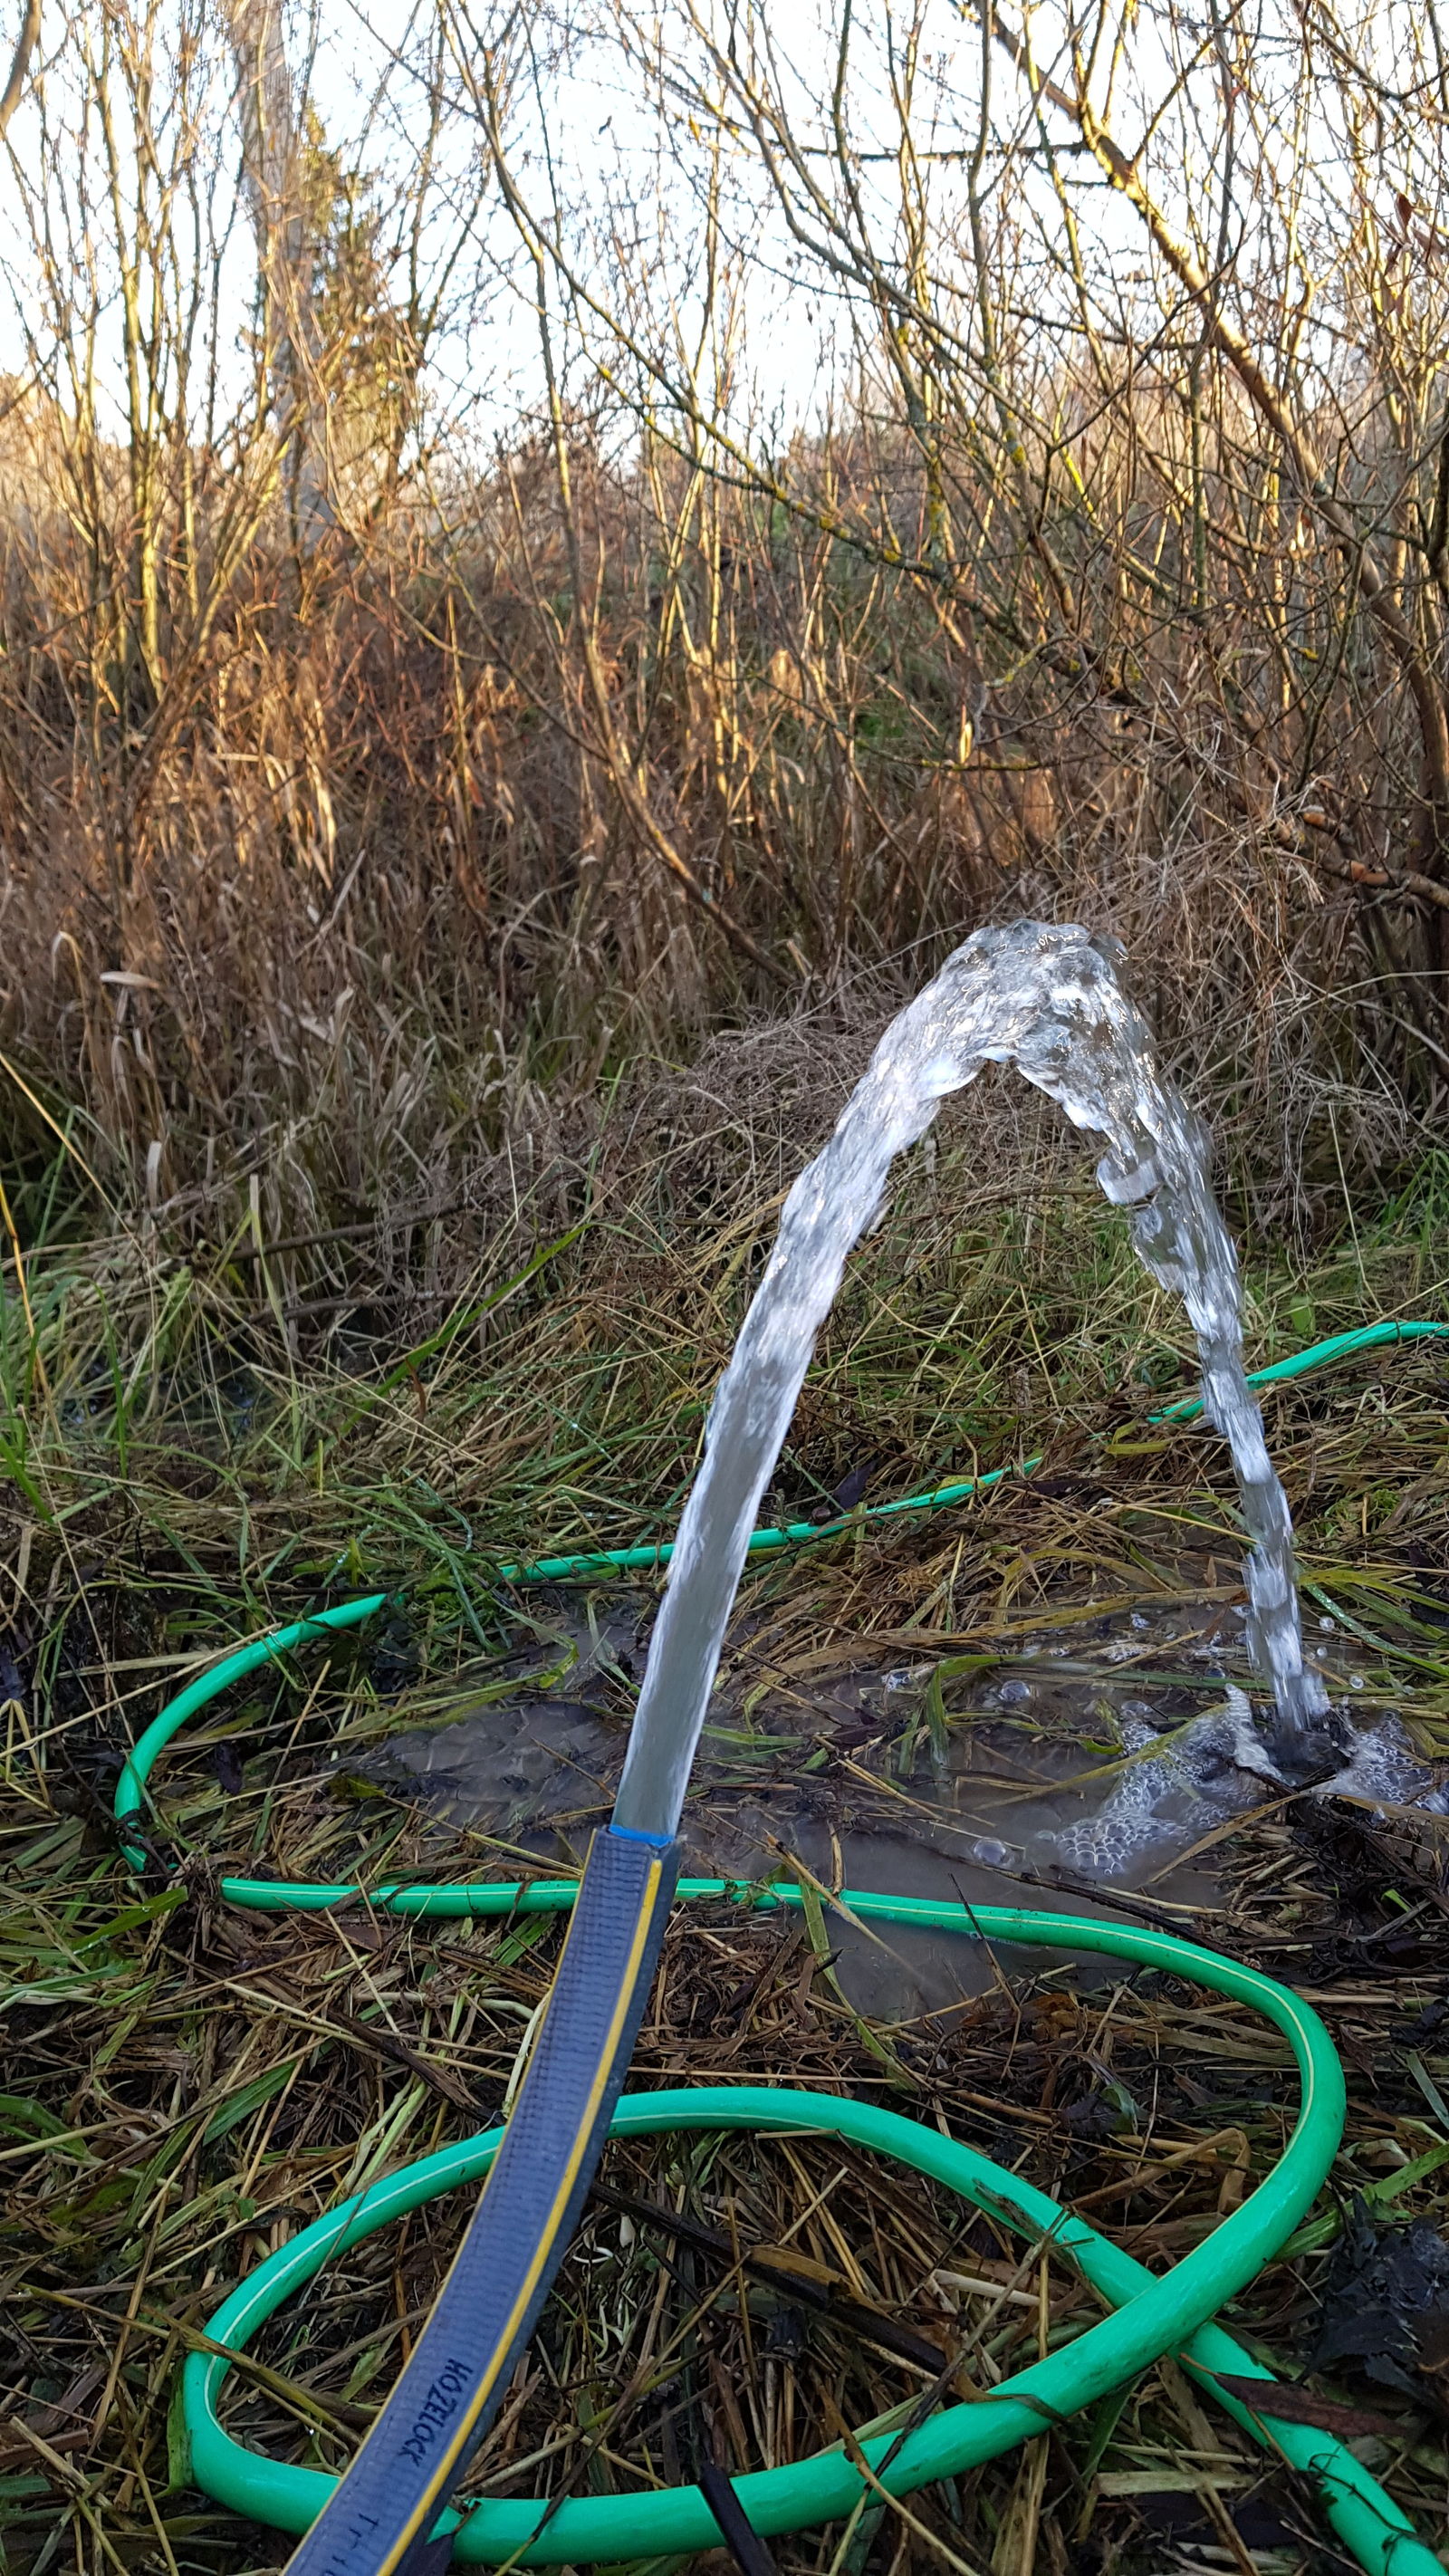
[222,0,333,542]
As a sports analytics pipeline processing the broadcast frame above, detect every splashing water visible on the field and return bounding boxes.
[613,921,1327,1841]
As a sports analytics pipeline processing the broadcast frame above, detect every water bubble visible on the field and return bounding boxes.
[1319,1617,1337,1633]
[1320,1715,1439,1809]
[997,1677,1032,1705]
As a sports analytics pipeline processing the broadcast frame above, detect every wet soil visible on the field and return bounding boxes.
[348,1584,1444,2016]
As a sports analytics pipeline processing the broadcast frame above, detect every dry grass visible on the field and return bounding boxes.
[2,1051,1445,1630]
[2,1078,1448,2572]
[0,423,1440,1272]
[0,0,1444,1278]
[9,1582,1449,2576]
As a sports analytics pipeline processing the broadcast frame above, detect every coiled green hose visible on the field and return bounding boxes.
[117,1319,1449,2572]
[178,1888,1439,2576]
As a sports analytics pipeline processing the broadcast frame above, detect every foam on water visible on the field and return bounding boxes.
[1075,1706,1447,1876]
[614,921,1328,1842]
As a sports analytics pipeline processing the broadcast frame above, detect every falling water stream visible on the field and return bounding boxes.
[614,920,1328,1842]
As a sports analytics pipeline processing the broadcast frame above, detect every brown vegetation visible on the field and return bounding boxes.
[0,0,1443,1271]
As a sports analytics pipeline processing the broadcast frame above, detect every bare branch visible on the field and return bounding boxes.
[0,0,39,143]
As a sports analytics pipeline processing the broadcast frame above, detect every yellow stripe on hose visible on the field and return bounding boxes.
[376,1849,666,2576]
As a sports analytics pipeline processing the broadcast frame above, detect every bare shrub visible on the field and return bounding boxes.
[0,0,1442,1279]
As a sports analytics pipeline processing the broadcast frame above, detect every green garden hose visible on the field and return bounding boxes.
[178,1888,1435,2576]
[114,1318,1449,2574]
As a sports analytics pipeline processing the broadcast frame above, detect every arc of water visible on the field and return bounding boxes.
[614,921,1324,1843]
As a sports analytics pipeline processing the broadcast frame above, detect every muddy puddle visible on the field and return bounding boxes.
[344,1587,1446,2017]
